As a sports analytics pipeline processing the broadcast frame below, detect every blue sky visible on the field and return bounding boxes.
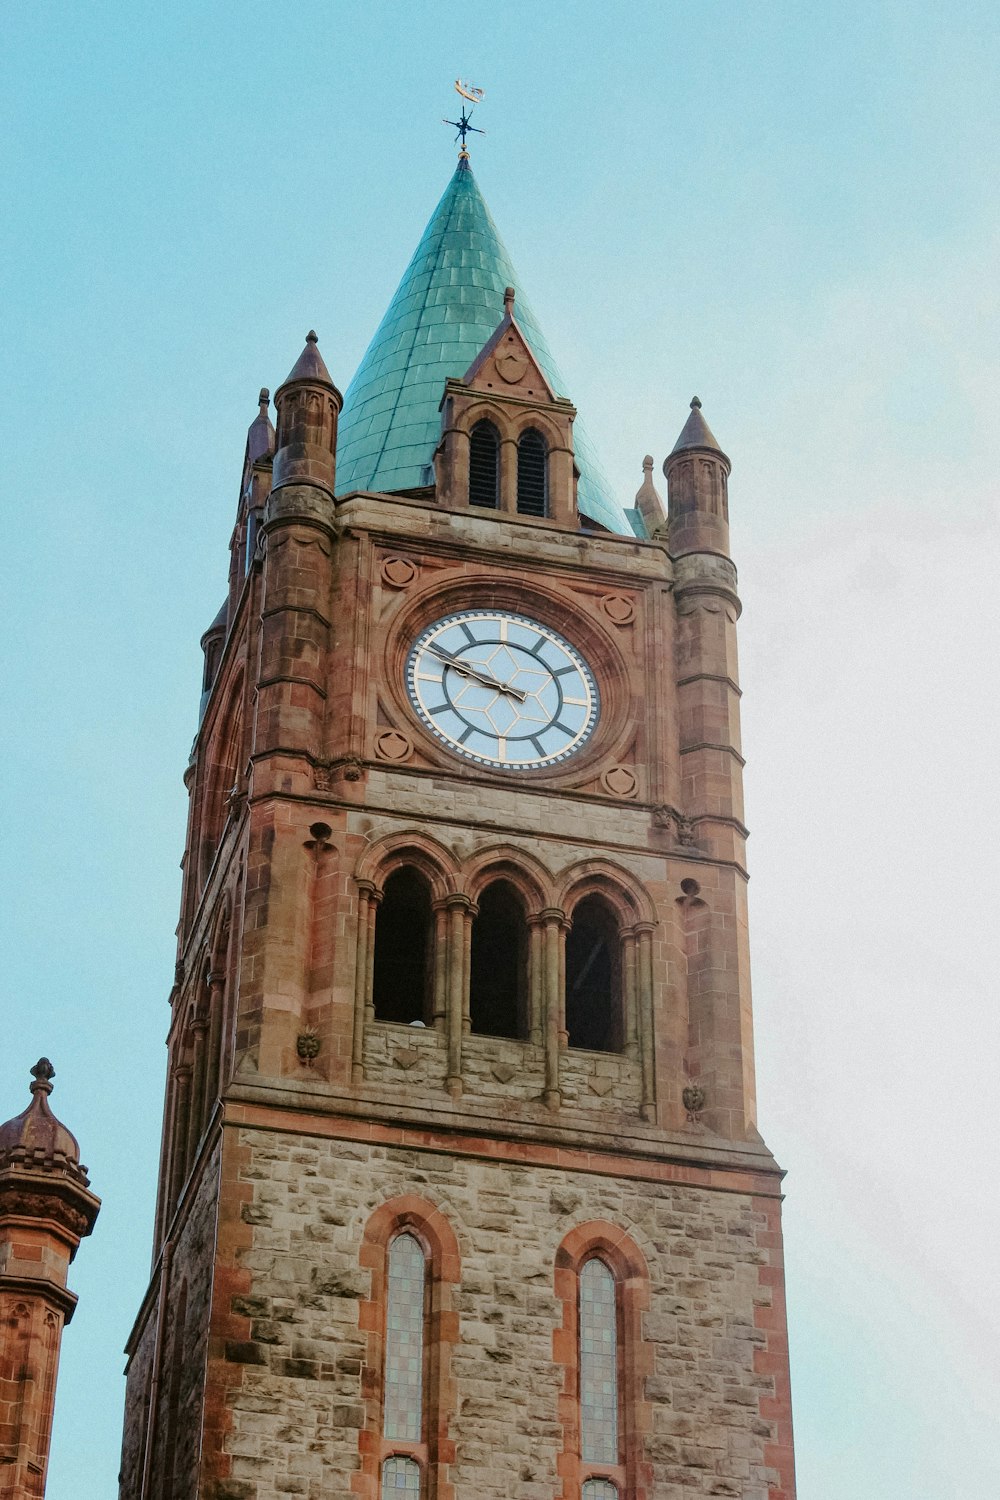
[2,3,998,1496]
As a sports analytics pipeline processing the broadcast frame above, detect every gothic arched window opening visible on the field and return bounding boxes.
[516,427,548,517]
[380,1232,428,1496]
[581,1479,619,1500]
[383,1232,426,1440]
[469,880,528,1039]
[373,868,432,1026]
[381,1455,421,1496]
[565,896,623,1052]
[469,419,500,508]
[199,694,243,888]
[580,1257,620,1467]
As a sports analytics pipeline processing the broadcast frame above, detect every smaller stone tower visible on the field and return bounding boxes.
[0,1060,100,1499]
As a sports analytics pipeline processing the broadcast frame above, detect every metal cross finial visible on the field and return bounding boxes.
[444,79,486,157]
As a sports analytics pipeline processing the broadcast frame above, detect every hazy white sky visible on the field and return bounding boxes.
[1,4,998,1496]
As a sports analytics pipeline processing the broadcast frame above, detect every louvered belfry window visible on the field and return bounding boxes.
[469,420,500,508]
[516,427,548,516]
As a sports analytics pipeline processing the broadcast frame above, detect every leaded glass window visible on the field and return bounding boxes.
[381,1454,421,1495]
[582,1481,619,1500]
[383,1232,426,1441]
[580,1257,619,1464]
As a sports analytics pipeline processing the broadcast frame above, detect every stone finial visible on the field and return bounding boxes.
[246,386,276,468]
[30,1057,56,1090]
[503,286,515,316]
[635,453,666,535]
[691,395,702,409]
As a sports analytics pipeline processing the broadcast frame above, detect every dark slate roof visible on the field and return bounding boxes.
[335,159,628,534]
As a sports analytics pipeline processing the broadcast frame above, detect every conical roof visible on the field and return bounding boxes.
[246,388,276,466]
[670,397,726,458]
[279,330,338,393]
[335,159,628,534]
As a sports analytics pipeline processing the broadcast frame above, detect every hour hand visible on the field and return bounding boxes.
[425,645,527,702]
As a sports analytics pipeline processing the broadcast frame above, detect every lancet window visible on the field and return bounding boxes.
[468,420,500,508]
[580,1258,620,1467]
[373,868,432,1025]
[380,1232,428,1494]
[555,1224,649,1500]
[516,427,548,516]
[469,880,528,1039]
[581,1481,619,1500]
[565,895,623,1052]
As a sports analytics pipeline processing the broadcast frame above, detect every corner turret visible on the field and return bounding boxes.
[271,331,343,496]
[0,1060,100,1495]
[663,397,731,557]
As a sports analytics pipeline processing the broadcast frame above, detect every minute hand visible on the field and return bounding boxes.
[426,645,527,702]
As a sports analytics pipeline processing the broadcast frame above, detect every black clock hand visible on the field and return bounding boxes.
[425,645,527,702]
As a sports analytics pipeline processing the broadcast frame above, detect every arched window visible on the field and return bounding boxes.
[383,1233,426,1441]
[382,1455,421,1495]
[359,1198,461,1500]
[380,1232,428,1496]
[581,1481,619,1500]
[469,420,500,508]
[565,896,623,1052]
[373,868,432,1025]
[516,427,548,516]
[555,1222,650,1500]
[200,692,243,887]
[469,880,527,1038]
[580,1259,619,1467]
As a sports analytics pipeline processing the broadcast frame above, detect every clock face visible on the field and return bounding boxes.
[405,610,600,770]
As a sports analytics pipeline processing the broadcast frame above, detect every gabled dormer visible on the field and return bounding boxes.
[434,287,579,525]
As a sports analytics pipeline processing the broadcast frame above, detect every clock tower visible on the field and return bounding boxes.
[119,156,796,1500]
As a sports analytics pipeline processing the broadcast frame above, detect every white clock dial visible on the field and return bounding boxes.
[405,610,599,770]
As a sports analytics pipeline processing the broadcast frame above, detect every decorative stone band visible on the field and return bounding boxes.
[0,1169,101,1247]
[0,1271,79,1323]
[671,549,740,606]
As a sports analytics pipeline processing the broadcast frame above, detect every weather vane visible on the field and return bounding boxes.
[444,79,486,158]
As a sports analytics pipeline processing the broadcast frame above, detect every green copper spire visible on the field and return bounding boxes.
[335,159,629,534]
